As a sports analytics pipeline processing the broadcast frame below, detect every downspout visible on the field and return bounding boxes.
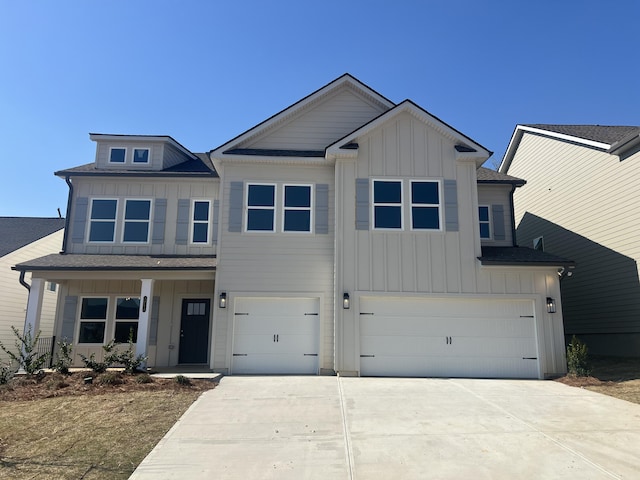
[60,176,73,254]
[18,270,30,292]
[509,184,518,246]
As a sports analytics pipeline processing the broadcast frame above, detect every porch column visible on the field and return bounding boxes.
[24,277,45,339]
[136,278,155,369]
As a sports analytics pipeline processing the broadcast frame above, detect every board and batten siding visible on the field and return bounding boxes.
[213,163,335,373]
[66,177,219,256]
[507,132,640,353]
[245,88,389,151]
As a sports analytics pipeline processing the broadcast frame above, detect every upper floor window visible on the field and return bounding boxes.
[373,180,403,229]
[283,185,312,232]
[89,199,117,242]
[123,199,151,243]
[479,206,491,239]
[133,148,149,163]
[78,297,108,344]
[246,184,275,231]
[109,147,126,163]
[411,181,441,230]
[533,236,544,251]
[114,297,140,343]
[192,200,210,243]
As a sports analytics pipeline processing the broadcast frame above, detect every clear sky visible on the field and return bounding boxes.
[1,0,638,217]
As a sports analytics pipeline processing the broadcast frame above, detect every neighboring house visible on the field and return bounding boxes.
[500,124,640,356]
[14,75,572,378]
[0,217,65,364]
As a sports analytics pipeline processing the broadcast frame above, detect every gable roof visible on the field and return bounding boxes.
[0,217,65,257]
[500,124,640,172]
[476,167,525,186]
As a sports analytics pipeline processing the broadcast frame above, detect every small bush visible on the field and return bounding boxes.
[99,371,123,385]
[175,375,191,386]
[79,340,117,373]
[114,333,147,375]
[0,362,14,385]
[52,341,73,374]
[135,373,153,384]
[567,335,591,377]
[0,325,48,375]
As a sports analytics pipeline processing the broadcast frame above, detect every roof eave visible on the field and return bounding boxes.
[88,133,198,160]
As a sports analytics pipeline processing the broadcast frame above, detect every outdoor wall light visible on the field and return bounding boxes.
[343,293,350,309]
[219,292,227,309]
[546,297,556,314]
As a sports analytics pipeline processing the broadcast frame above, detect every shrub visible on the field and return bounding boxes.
[52,340,73,374]
[175,375,191,386]
[135,373,153,384]
[79,340,117,373]
[0,362,14,385]
[113,333,147,375]
[99,371,123,385]
[0,325,48,375]
[567,335,591,377]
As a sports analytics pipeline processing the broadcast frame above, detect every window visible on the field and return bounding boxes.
[411,181,441,230]
[78,298,108,343]
[479,206,491,239]
[192,200,210,243]
[133,148,149,163]
[373,180,403,229]
[114,297,140,343]
[109,147,126,163]
[283,185,312,232]
[46,282,57,292]
[123,199,151,242]
[89,199,117,242]
[187,302,207,315]
[533,236,544,251]
[246,184,275,231]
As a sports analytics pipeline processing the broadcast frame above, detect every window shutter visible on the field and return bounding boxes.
[444,180,458,232]
[492,204,506,241]
[152,198,167,244]
[72,197,89,244]
[211,200,220,244]
[228,181,244,232]
[175,199,190,244]
[149,296,160,346]
[355,178,369,230]
[61,295,78,342]
[315,184,329,234]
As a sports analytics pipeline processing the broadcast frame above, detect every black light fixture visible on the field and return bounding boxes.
[343,293,350,309]
[219,292,227,309]
[546,297,556,314]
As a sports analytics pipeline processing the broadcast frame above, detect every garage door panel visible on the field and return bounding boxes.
[232,354,318,375]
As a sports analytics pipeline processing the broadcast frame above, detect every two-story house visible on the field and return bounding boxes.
[14,74,572,378]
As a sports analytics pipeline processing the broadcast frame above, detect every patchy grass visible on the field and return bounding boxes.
[0,372,215,479]
[556,355,640,405]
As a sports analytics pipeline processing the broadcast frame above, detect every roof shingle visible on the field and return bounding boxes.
[13,254,216,271]
[0,217,65,257]
[523,125,640,146]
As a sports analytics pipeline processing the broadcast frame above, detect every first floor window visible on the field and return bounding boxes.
[247,184,275,231]
[373,180,403,229]
[284,185,312,232]
[78,298,107,343]
[114,297,140,343]
[479,206,491,239]
[192,200,210,243]
[411,181,441,230]
[123,199,151,242]
[89,199,117,242]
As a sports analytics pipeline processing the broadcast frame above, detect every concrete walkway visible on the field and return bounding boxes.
[130,376,640,479]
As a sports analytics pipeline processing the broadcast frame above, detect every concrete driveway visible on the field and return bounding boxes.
[130,376,640,479]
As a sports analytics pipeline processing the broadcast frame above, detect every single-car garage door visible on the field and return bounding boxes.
[232,297,320,374]
[359,297,539,379]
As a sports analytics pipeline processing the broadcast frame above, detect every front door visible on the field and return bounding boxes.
[179,299,210,364]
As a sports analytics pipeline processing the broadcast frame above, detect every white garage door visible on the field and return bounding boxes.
[232,297,320,374]
[359,297,539,379]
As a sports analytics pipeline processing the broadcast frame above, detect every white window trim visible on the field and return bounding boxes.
[132,148,150,164]
[245,183,277,232]
[77,296,109,345]
[282,184,313,233]
[372,179,404,230]
[409,179,443,231]
[108,146,127,164]
[121,198,153,244]
[114,296,141,344]
[190,199,212,244]
[87,198,119,243]
[479,205,492,240]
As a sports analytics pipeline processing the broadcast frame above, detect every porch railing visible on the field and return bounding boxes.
[36,336,56,368]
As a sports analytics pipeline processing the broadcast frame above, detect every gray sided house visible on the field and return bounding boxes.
[14,75,571,378]
[500,124,640,356]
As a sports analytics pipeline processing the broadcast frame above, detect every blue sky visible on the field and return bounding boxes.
[1,0,638,217]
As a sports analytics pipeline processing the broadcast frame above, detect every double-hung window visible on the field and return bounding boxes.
[123,199,151,242]
[89,199,118,242]
[411,180,441,230]
[109,147,126,163]
[373,180,403,229]
[133,148,149,163]
[283,185,312,232]
[114,297,140,343]
[479,206,491,239]
[192,200,211,243]
[246,184,276,231]
[78,298,108,343]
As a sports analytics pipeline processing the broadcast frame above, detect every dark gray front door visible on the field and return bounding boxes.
[179,299,210,364]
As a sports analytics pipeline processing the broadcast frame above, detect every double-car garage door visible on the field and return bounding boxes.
[359,297,540,379]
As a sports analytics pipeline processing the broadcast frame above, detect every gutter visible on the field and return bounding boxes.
[61,176,73,254]
[18,270,30,292]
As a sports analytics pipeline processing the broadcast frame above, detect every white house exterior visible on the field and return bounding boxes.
[14,75,572,378]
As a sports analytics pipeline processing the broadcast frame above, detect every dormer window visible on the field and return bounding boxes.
[109,147,126,163]
[133,148,149,163]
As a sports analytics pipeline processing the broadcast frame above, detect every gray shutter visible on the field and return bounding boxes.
[72,197,89,244]
[152,198,167,244]
[149,296,160,346]
[492,204,506,241]
[315,184,329,234]
[61,295,78,342]
[355,178,369,230]
[175,199,190,245]
[211,200,220,244]
[228,181,244,232]
[444,180,459,232]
